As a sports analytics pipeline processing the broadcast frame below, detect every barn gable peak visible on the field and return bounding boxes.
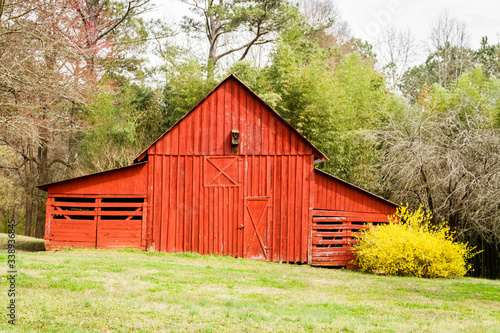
[134,74,328,162]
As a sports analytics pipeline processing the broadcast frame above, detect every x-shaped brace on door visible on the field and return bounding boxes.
[206,157,238,186]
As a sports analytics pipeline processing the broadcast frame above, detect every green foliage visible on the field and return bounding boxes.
[354,205,477,278]
[427,66,500,127]
[263,33,392,190]
[78,80,160,173]
[160,58,215,131]
[400,37,500,103]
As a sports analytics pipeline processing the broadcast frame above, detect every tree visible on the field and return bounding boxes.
[376,26,417,92]
[0,0,150,237]
[379,67,500,247]
[474,36,500,77]
[180,0,297,78]
[297,0,351,44]
[229,27,393,192]
[400,12,475,102]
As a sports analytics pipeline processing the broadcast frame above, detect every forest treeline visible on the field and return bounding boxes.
[1,0,499,277]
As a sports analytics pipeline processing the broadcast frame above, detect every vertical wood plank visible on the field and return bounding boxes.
[290,131,297,156]
[168,156,177,252]
[297,135,305,155]
[296,155,303,262]
[161,156,169,252]
[194,103,201,155]
[214,187,220,253]
[224,80,232,156]
[154,155,162,250]
[289,156,296,262]
[239,86,247,155]
[146,155,154,249]
[283,129,291,156]
[269,113,276,155]
[228,186,233,256]
[282,156,288,261]
[193,157,200,253]
[238,156,246,257]
[275,157,281,262]
[276,121,283,155]
[184,114,193,155]
[209,92,217,155]
[171,126,179,155]
[185,156,192,251]
[176,156,183,252]
[302,157,309,263]
[247,94,254,154]
[201,102,209,155]
[262,104,268,155]
[308,157,314,264]
[164,126,171,155]
[216,89,224,155]
[200,162,206,254]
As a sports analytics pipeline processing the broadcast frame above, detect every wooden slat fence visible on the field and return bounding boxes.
[311,209,390,266]
[45,196,146,250]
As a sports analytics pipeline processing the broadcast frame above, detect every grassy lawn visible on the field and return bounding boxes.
[0,240,499,332]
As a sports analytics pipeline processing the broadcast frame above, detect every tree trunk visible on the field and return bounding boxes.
[35,197,46,238]
[206,2,222,80]
[11,205,18,233]
[24,195,33,236]
[35,108,49,239]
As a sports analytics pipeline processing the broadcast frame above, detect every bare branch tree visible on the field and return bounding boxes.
[297,0,351,43]
[427,11,474,86]
[377,26,418,91]
[379,104,500,246]
[0,0,149,237]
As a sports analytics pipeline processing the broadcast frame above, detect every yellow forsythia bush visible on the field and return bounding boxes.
[353,205,476,278]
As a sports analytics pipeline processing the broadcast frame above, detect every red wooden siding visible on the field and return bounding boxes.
[41,163,147,196]
[311,170,397,266]
[313,169,396,214]
[147,154,313,263]
[143,77,316,263]
[144,78,315,158]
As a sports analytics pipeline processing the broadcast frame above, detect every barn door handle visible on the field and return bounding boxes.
[238,225,245,229]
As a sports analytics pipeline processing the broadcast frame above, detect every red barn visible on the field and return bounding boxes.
[38,75,397,266]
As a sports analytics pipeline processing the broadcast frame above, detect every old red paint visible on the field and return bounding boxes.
[38,75,397,266]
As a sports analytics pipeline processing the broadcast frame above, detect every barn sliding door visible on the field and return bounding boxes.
[242,156,273,260]
[243,197,270,260]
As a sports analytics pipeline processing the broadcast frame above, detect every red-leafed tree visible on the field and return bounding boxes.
[0,0,150,237]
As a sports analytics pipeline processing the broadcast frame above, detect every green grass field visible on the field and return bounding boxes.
[0,236,499,332]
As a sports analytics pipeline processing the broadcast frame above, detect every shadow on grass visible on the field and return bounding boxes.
[0,233,46,252]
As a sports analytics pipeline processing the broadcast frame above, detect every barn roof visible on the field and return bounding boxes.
[134,74,328,163]
[314,168,399,208]
[37,162,147,191]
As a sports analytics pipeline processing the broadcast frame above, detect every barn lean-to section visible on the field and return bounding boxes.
[41,163,148,250]
[311,169,398,266]
[39,75,397,267]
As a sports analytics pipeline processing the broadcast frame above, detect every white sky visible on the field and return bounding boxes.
[146,0,500,66]
[336,0,499,48]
